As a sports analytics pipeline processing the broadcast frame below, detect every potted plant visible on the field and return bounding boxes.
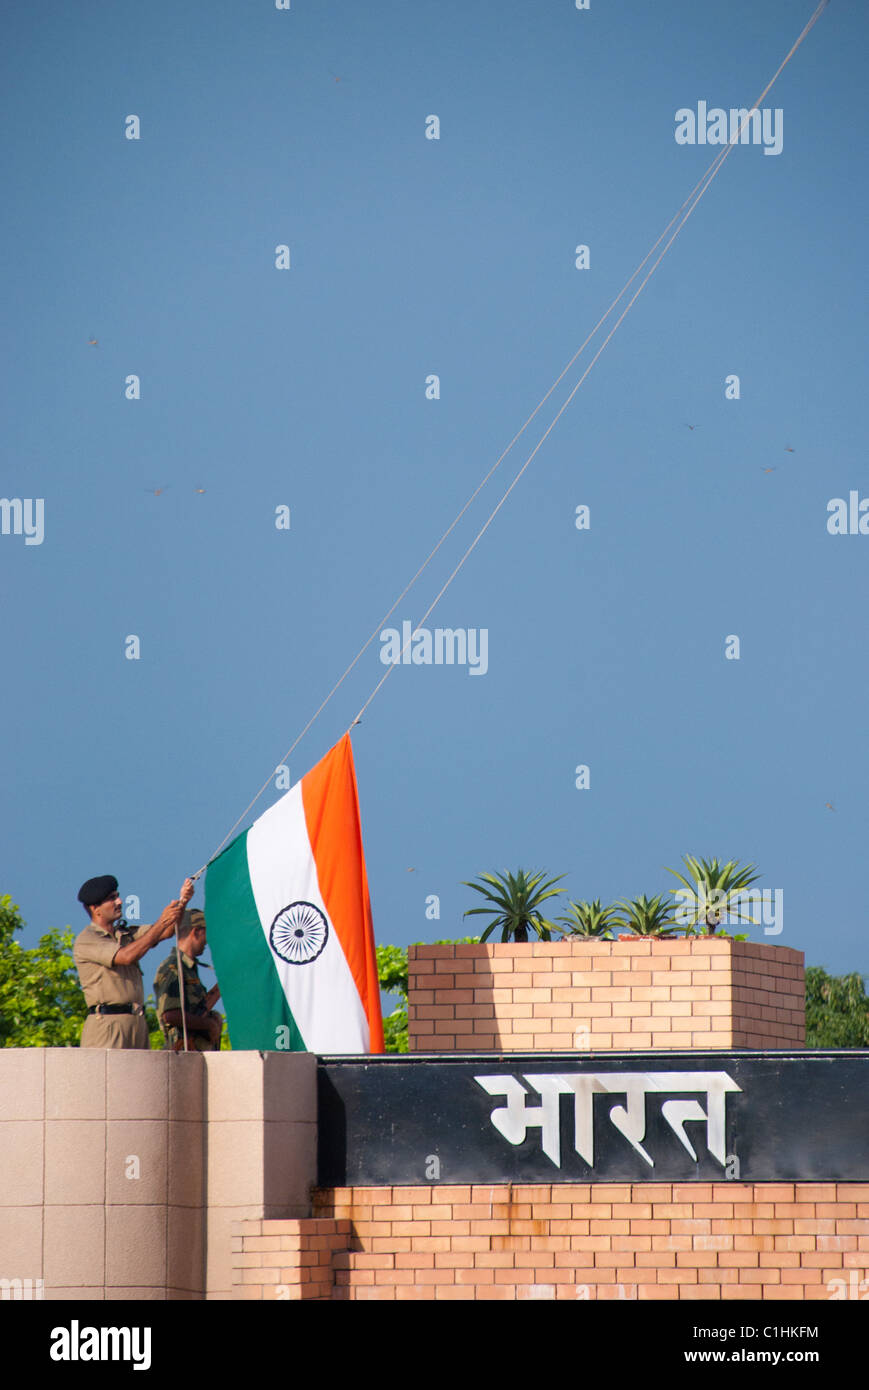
[556,898,620,939]
[612,893,680,938]
[665,854,760,935]
[462,868,564,942]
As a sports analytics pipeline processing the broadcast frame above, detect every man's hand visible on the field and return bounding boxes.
[114,900,180,966]
[179,877,194,907]
[156,899,184,940]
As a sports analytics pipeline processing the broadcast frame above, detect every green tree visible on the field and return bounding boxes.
[805,967,869,1047]
[376,938,479,1053]
[377,944,409,1053]
[0,895,87,1047]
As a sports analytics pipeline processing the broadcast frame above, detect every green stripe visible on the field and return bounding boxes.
[205,830,306,1051]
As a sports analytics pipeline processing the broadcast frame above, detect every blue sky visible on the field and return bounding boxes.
[2,0,866,1009]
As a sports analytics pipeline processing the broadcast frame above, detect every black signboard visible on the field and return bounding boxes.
[316,1050,869,1185]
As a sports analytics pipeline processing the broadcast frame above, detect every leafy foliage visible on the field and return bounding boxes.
[557,899,620,938]
[377,943,409,1053]
[805,967,869,1048]
[665,855,760,934]
[376,943,409,997]
[613,893,680,937]
[376,939,478,1053]
[463,869,564,943]
[0,895,87,1047]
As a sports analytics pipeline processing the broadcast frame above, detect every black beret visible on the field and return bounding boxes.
[77,875,119,907]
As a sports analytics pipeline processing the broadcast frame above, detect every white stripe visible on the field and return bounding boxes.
[245,783,370,1052]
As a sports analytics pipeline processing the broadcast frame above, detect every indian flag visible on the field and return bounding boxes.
[205,733,383,1053]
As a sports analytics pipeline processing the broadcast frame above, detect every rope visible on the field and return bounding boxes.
[347,0,830,725]
[193,0,829,878]
[173,928,189,1053]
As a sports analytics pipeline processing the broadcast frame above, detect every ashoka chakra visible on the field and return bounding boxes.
[269,901,329,965]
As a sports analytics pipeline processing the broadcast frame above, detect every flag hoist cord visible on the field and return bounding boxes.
[191,0,829,883]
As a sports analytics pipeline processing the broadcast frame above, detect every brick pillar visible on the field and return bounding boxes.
[407,939,804,1052]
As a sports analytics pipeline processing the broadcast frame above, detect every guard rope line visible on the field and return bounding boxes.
[194,0,829,878]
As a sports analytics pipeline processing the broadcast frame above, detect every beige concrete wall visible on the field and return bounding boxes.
[202,1050,317,1299]
[0,1049,317,1301]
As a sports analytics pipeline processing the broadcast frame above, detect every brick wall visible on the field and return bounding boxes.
[233,1184,869,1300]
[231,1218,351,1300]
[408,940,805,1052]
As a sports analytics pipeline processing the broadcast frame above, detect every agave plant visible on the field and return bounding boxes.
[613,893,680,937]
[665,855,761,935]
[463,869,565,943]
[557,899,620,939]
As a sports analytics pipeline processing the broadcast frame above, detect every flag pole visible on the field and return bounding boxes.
[174,900,190,1054]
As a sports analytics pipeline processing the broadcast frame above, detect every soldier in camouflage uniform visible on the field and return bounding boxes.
[154,908,223,1051]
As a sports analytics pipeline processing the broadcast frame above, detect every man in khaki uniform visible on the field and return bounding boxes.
[74,873,194,1049]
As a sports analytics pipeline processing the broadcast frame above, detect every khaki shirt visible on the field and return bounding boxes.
[73,920,152,1049]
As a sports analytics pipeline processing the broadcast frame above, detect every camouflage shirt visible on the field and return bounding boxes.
[154,949,218,1052]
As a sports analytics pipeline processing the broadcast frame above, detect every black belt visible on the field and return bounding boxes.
[87,1003,145,1016]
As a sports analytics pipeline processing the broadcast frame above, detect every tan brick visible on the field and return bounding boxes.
[763,1285,820,1300]
[455,1266,494,1285]
[449,1237,491,1253]
[817,1236,859,1255]
[759,1251,800,1268]
[734,1235,773,1252]
[570,1236,612,1252]
[752,1183,795,1202]
[834,1184,867,1206]
[635,1251,676,1268]
[475,1251,516,1268]
[630,1220,671,1236]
